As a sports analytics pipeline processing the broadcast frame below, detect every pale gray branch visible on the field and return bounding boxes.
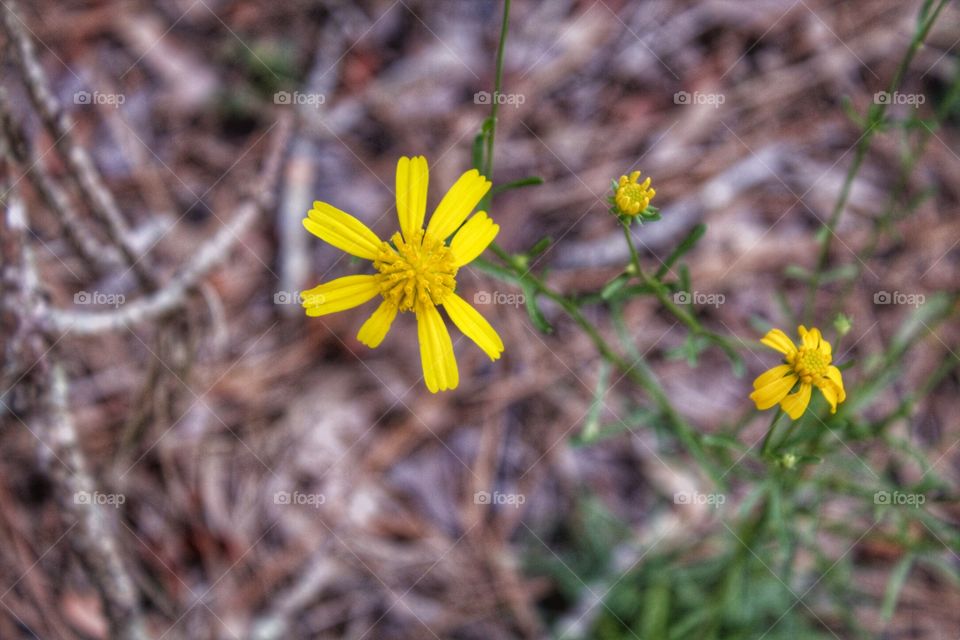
[43,363,150,640]
[46,113,293,335]
[48,200,259,334]
[1,0,158,288]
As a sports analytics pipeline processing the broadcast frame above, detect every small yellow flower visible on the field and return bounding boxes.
[302,156,504,393]
[614,170,656,216]
[749,325,846,420]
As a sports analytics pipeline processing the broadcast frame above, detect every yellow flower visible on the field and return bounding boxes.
[749,325,846,420]
[301,156,504,393]
[614,170,656,216]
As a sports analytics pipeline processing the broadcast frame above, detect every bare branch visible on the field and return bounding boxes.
[46,113,293,335]
[3,187,149,640]
[0,87,123,273]
[0,0,158,288]
[48,199,260,334]
[43,363,150,640]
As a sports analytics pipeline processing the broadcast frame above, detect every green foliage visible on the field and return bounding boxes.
[233,39,300,96]
[591,550,834,640]
[474,0,960,637]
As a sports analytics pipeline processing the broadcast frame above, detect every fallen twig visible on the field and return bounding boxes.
[45,114,293,335]
[1,0,157,288]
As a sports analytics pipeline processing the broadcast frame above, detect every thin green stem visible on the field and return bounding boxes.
[480,0,511,213]
[621,221,700,334]
[620,221,741,359]
[473,0,720,480]
[803,0,949,322]
[829,60,960,320]
[775,418,802,453]
[760,408,784,458]
[483,243,723,485]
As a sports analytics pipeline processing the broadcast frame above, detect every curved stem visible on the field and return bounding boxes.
[760,408,785,458]
[486,242,723,485]
[620,221,741,357]
[621,221,699,333]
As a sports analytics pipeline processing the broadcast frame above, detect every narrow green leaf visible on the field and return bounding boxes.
[678,264,691,294]
[522,285,553,333]
[469,256,518,282]
[784,265,813,282]
[641,575,670,639]
[881,552,915,621]
[601,273,630,300]
[840,95,865,127]
[471,131,485,172]
[579,361,611,443]
[527,237,552,259]
[702,433,747,452]
[819,264,859,284]
[657,224,706,279]
[472,117,494,172]
[491,176,544,195]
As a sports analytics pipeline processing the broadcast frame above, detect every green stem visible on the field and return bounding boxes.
[620,221,741,360]
[775,418,802,453]
[829,60,960,320]
[803,0,949,323]
[486,242,723,485]
[621,221,700,334]
[760,408,785,458]
[480,0,511,213]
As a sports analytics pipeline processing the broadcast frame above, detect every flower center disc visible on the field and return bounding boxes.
[619,184,646,206]
[374,230,457,311]
[790,347,827,383]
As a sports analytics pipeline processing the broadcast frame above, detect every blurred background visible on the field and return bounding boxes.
[2,0,959,638]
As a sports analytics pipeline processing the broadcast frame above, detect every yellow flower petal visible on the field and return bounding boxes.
[750,373,798,410]
[780,382,812,420]
[760,329,798,356]
[817,330,832,360]
[357,300,399,348]
[302,275,380,317]
[425,169,491,241]
[442,293,504,361]
[815,378,840,413]
[416,302,459,393]
[826,365,846,403]
[752,364,793,390]
[449,212,499,266]
[304,202,382,260]
[395,156,428,242]
[798,325,821,351]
